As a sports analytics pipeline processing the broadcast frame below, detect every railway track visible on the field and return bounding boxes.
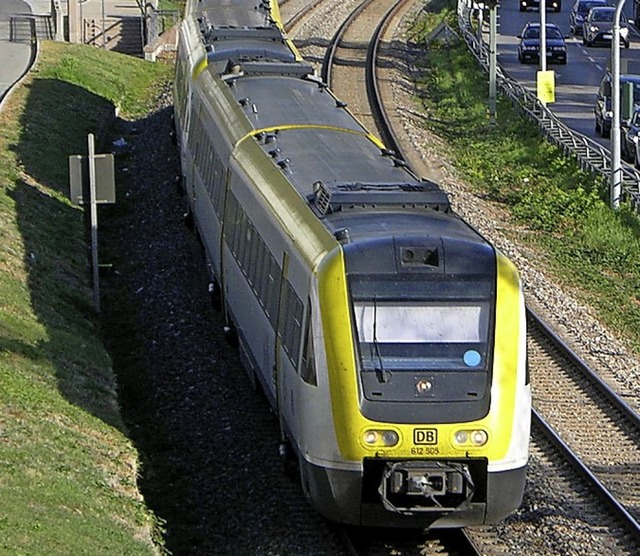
[281,0,326,35]
[322,0,400,137]
[528,311,640,538]
[339,526,482,556]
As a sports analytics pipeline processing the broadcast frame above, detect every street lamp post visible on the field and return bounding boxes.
[540,0,547,72]
[611,0,626,210]
[489,3,497,124]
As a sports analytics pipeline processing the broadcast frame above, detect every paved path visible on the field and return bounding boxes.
[0,0,36,108]
[0,0,148,108]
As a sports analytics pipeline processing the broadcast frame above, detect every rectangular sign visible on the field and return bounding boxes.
[69,154,115,205]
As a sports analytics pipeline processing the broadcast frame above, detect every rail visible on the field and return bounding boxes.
[457,0,640,211]
[9,14,53,43]
[533,408,640,540]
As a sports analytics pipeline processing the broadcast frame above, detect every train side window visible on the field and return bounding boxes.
[226,194,241,257]
[174,53,189,121]
[241,221,254,276]
[187,108,200,152]
[212,155,225,215]
[236,211,249,272]
[264,254,281,328]
[204,140,215,195]
[300,305,317,386]
[256,241,269,307]
[249,232,263,291]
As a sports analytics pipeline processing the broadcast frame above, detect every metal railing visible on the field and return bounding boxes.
[457,1,640,210]
[146,6,179,46]
[9,14,53,43]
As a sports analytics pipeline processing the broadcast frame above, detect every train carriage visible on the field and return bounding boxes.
[173,0,531,528]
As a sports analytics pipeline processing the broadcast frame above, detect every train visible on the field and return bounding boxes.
[172,0,531,528]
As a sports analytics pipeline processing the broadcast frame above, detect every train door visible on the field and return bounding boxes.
[181,82,193,187]
[186,99,202,206]
[274,252,302,447]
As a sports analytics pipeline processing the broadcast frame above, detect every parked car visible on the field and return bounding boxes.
[519,0,562,12]
[517,22,568,65]
[582,6,630,47]
[594,72,640,137]
[621,108,640,164]
[568,0,608,35]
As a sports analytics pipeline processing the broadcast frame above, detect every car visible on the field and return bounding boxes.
[517,22,568,65]
[568,0,609,35]
[594,72,640,137]
[621,108,640,164]
[582,6,630,47]
[519,0,562,12]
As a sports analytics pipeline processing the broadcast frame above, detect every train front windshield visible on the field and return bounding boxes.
[350,277,494,374]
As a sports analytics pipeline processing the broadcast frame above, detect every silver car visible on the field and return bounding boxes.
[582,6,630,47]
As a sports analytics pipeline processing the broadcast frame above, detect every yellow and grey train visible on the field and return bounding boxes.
[173,0,531,528]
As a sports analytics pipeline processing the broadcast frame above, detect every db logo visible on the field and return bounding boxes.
[413,428,438,445]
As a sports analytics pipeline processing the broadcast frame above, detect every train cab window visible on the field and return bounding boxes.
[350,276,494,376]
[280,282,304,365]
[300,305,317,386]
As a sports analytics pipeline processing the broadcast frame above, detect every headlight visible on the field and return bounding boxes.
[362,429,399,447]
[523,45,537,51]
[632,134,640,144]
[606,110,613,118]
[453,429,488,447]
[589,25,599,32]
[621,27,629,38]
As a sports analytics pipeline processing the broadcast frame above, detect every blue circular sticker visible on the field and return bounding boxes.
[463,350,482,367]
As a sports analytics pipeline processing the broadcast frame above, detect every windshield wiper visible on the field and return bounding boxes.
[372,295,388,383]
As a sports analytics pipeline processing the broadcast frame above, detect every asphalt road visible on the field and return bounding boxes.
[0,0,35,106]
[496,1,640,143]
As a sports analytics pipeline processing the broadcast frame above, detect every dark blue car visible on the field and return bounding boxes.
[517,22,568,65]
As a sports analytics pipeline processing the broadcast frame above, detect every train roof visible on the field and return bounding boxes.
[188,0,490,253]
[225,72,460,225]
[190,0,277,29]
[224,73,417,188]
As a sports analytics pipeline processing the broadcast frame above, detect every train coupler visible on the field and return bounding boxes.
[379,461,475,514]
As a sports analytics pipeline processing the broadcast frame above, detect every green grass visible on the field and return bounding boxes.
[159,0,185,11]
[409,2,640,351]
[0,41,173,554]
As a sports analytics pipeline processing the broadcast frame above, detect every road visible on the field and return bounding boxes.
[0,0,37,105]
[495,1,640,143]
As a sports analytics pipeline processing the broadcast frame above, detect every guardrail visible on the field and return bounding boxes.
[457,1,640,210]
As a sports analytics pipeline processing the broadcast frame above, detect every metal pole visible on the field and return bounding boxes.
[52,0,64,41]
[79,0,85,44]
[540,0,547,72]
[88,133,101,313]
[611,0,625,209]
[489,5,497,124]
[101,0,106,48]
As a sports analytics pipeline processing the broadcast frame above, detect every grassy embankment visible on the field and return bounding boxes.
[0,41,173,554]
[411,1,640,352]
